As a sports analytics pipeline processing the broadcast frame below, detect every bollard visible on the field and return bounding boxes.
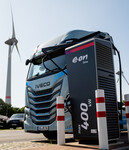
[95,89,109,150]
[124,94,129,143]
[56,96,65,145]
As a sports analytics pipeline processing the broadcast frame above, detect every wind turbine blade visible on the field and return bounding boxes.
[117,78,120,83]
[11,7,16,38]
[15,44,21,61]
[122,74,129,85]
[8,42,15,59]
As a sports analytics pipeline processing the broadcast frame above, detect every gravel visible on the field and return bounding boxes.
[0,141,49,150]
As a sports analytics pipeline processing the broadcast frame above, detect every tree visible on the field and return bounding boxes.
[20,107,25,113]
[0,98,7,116]
[0,98,25,117]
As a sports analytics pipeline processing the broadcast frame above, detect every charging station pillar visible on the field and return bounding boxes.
[65,38,119,141]
[56,96,65,145]
[124,94,129,143]
[95,89,109,150]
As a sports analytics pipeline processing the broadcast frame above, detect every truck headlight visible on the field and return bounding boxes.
[24,107,30,119]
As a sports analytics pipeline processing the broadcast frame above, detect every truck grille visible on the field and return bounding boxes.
[28,80,63,125]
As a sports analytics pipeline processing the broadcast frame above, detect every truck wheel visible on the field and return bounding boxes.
[43,131,57,140]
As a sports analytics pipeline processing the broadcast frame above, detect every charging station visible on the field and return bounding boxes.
[65,38,119,141]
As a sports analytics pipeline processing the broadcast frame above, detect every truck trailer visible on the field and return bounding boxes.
[24,30,120,141]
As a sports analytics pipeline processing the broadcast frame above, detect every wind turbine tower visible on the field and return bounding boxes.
[5,10,20,105]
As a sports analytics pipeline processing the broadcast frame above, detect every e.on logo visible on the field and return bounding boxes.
[72,54,88,64]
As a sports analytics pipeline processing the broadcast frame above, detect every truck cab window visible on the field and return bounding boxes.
[27,54,66,80]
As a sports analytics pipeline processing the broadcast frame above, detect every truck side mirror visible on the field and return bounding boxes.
[25,59,30,65]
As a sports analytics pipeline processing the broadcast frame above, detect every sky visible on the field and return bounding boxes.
[0,0,129,108]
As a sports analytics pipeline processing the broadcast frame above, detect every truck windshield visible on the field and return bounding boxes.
[27,55,66,80]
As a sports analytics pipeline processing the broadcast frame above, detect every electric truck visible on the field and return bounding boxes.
[24,30,121,140]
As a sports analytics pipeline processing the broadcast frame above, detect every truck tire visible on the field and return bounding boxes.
[43,131,57,140]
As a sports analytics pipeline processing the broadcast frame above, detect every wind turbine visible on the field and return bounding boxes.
[5,9,21,105]
[116,71,129,85]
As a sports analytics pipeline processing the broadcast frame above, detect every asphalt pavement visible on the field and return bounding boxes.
[0,129,43,144]
[0,129,129,150]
